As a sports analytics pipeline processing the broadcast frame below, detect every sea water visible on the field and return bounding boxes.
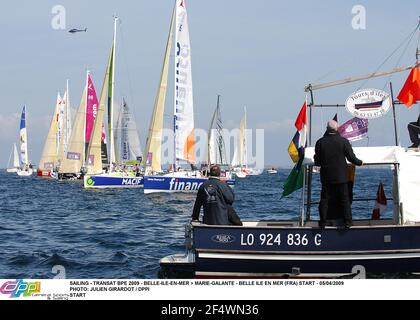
[0,168,394,278]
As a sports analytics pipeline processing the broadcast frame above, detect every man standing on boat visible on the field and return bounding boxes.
[192,165,241,225]
[314,120,363,228]
[407,113,420,148]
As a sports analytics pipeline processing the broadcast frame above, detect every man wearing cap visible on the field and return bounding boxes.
[314,120,363,228]
[192,165,241,225]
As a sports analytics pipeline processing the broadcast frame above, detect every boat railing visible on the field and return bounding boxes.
[302,161,401,227]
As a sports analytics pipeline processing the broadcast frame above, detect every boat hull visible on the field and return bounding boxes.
[37,170,52,177]
[162,223,420,277]
[144,176,235,194]
[17,169,33,177]
[84,174,144,189]
[6,168,18,173]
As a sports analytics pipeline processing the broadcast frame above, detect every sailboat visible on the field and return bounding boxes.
[37,93,65,177]
[17,105,33,176]
[58,72,99,180]
[231,107,263,177]
[114,98,142,164]
[83,18,143,189]
[6,144,20,173]
[143,0,235,193]
[206,95,233,179]
[231,108,248,178]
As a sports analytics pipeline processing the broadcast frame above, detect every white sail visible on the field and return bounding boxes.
[19,105,29,166]
[240,107,247,168]
[232,108,247,168]
[174,0,195,164]
[116,99,142,163]
[7,144,20,172]
[207,96,227,166]
[59,81,87,174]
[208,128,217,165]
[38,93,63,171]
[144,6,175,174]
[231,148,239,167]
[65,80,72,150]
[13,143,19,168]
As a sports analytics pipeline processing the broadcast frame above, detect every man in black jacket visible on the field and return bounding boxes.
[408,113,420,148]
[314,120,363,228]
[192,165,241,225]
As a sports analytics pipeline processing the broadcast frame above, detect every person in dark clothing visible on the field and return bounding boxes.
[314,120,363,228]
[408,114,420,148]
[192,165,242,226]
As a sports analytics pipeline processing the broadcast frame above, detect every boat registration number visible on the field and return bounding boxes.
[240,233,322,247]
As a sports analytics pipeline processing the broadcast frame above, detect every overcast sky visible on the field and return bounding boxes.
[1,0,419,168]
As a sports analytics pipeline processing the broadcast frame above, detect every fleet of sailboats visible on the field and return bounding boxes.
[5,0,258,190]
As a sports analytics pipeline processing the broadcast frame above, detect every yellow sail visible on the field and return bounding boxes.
[59,86,87,174]
[86,47,113,175]
[144,7,175,174]
[38,94,61,171]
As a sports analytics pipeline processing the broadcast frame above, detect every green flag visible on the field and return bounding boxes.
[281,157,304,198]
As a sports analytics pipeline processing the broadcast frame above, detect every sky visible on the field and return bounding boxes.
[0,0,419,168]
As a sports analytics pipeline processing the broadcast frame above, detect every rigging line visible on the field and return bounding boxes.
[382,27,419,90]
[356,23,420,91]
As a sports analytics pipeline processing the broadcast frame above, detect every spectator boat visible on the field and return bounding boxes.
[161,37,420,276]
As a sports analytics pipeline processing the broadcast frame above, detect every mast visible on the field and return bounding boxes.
[304,64,418,92]
[243,106,247,169]
[215,95,227,165]
[108,16,118,169]
[207,96,218,166]
[83,71,89,164]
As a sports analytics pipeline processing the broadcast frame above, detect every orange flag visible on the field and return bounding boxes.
[397,65,420,107]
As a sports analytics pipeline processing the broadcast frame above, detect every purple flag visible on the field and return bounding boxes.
[338,117,368,142]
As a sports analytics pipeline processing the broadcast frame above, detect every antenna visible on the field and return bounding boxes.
[417,16,420,61]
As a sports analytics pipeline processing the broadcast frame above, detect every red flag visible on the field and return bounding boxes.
[371,182,387,220]
[295,101,307,131]
[397,65,420,107]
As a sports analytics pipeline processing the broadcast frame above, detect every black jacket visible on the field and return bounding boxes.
[192,177,234,225]
[314,130,363,184]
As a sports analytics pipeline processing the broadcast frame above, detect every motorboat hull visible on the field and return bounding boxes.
[161,222,420,277]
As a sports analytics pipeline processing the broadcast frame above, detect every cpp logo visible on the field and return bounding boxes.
[0,280,41,298]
